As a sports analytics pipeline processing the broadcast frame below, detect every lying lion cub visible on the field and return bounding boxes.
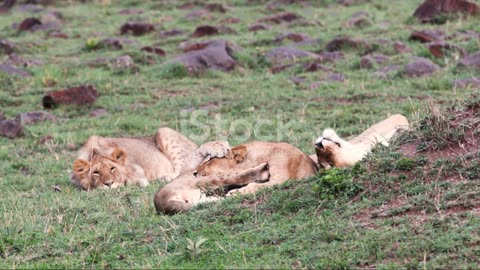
[154,141,318,214]
[71,127,229,190]
[314,114,409,168]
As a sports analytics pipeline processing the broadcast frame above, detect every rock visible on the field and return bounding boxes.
[393,41,412,54]
[141,46,166,56]
[205,3,227,13]
[404,57,440,77]
[325,36,371,52]
[46,31,68,39]
[374,64,402,79]
[266,47,319,66]
[359,54,390,69]
[17,17,42,31]
[458,51,480,68]
[42,85,98,109]
[119,8,144,15]
[0,64,31,77]
[191,25,219,37]
[258,12,302,24]
[0,119,23,138]
[166,39,237,74]
[448,30,480,41]
[316,51,345,62]
[159,29,185,38]
[219,17,241,24]
[248,23,269,31]
[290,76,306,85]
[452,77,480,88]
[15,111,56,125]
[413,0,479,23]
[3,53,43,67]
[0,0,15,13]
[303,62,332,72]
[427,42,466,58]
[120,22,155,36]
[328,73,346,82]
[270,63,296,74]
[111,55,138,71]
[273,32,311,43]
[0,39,16,54]
[344,11,371,28]
[90,108,108,118]
[409,29,444,43]
[185,9,212,20]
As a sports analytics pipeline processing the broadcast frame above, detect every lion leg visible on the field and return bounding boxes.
[181,140,231,173]
[196,163,270,189]
[154,127,198,176]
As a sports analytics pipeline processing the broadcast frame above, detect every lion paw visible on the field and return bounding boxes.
[198,141,230,159]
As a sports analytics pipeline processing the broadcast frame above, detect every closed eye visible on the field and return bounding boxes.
[323,138,341,147]
[110,167,116,173]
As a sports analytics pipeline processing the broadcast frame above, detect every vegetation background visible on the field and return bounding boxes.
[0,0,479,268]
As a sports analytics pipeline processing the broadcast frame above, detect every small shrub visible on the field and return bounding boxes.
[313,168,363,200]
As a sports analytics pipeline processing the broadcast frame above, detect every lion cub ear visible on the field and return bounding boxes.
[111,148,127,165]
[73,159,91,176]
[230,145,247,163]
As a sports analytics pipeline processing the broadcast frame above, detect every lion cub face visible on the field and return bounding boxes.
[194,145,248,177]
[73,148,129,189]
[314,129,344,169]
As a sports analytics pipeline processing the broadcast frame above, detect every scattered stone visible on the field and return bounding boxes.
[458,50,480,68]
[111,55,138,71]
[18,17,42,31]
[248,23,269,32]
[448,30,480,41]
[0,39,16,54]
[270,63,295,74]
[452,77,480,88]
[393,41,412,54]
[159,29,185,38]
[191,25,219,37]
[413,0,479,23]
[359,54,390,69]
[328,73,346,82]
[179,40,210,52]
[166,39,237,74]
[83,57,110,68]
[4,53,43,67]
[0,119,23,138]
[39,135,54,144]
[427,42,466,58]
[274,32,311,43]
[42,85,98,109]
[344,11,371,28]
[185,9,212,20]
[266,47,319,66]
[325,37,371,52]
[15,111,56,125]
[0,0,15,13]
[46,31,68,39]
[290,76,306,85]
[98,38,123,50]
[205,3,227,13]
[90,108,108,118]
[219,17,240,24]
[374,64,402,79]
[120,22,155,36]
[316,51,345,62]
[119,8,144,15]
[218,25,237,35]
[258,12,302,24]
[141,46,166,56]
[409,29,444,43]
[0,64,31,77]
[303,62,332,73]
[404,57,440,77]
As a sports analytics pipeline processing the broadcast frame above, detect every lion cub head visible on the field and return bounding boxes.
[194,145,251,177]
[72,148,130,190]
[314,128,362,169]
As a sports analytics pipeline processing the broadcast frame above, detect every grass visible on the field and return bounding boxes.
[1,0,480,268]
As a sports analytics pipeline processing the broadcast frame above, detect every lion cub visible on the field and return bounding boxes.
[314,114,409,168]
[73,148,149,188]
[154,141,318,214]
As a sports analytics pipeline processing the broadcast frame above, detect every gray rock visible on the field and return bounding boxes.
[0,119,23,138]
[0,64,31,77]
[15,111,56,125]
[458,51,480,68]
[404,57,439,77]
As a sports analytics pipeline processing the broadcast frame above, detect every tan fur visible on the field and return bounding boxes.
[71,127,230,190]
[314,114,409,168]
[154,141,318,214]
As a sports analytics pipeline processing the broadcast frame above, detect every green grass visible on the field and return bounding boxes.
[1,0,480,268]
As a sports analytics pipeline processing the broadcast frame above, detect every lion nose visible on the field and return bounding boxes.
[314,138,324,150]
[104,181,113,187]
[193,171,198,177]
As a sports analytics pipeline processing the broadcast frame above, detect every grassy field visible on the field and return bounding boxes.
[1,0,480,268]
